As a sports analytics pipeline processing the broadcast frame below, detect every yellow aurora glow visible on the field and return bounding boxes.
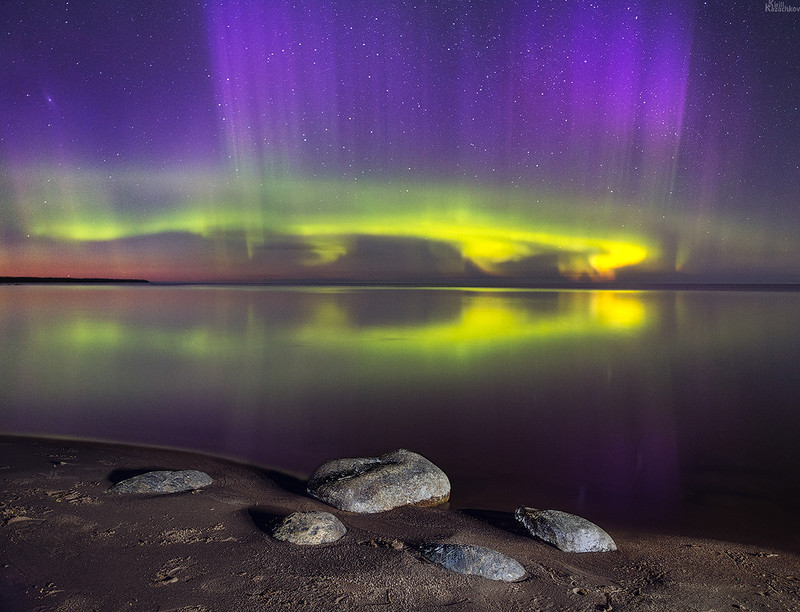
[293,218,649,279]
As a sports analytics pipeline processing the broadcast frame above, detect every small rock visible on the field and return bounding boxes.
[109,470,213,494]
[515,507,617,552]
[272,511,346,545]
[419,543,526,582]
[307,449,450,513]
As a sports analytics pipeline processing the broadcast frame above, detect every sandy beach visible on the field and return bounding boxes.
[1,435,799,611]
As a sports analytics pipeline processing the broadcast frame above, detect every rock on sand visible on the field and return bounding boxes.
[307,449,450,513]
[420,543,526,582]
[109,470,213,494]
[515,507,617,552]
[272,511,347,545]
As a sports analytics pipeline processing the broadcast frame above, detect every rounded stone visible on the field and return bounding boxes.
[307,449,450,514]
[514,507,617,553]
[109,470,213,494]
[419,543,526,582]
[272,511,346,545]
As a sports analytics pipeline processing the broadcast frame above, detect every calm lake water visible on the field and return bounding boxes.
[2,285,799,548]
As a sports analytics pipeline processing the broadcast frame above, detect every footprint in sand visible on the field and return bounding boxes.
[44,488,98,505]
[154,557,195,586]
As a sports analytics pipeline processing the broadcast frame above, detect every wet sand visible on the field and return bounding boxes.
[1,435,798,611]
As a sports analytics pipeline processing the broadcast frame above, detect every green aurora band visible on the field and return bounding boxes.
[11,287,650,405]
[4,168,797,282]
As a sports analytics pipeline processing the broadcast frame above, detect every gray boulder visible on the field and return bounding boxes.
[420,543,526,582]
[307,449,450,513]
[109,470,213,494]
[515,507,617,552]
[272,511,346,545]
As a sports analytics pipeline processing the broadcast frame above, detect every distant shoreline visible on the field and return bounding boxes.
[0,277,150,284]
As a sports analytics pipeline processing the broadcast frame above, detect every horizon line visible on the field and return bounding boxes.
[4,276,800,292]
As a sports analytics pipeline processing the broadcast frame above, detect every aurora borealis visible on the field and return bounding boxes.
[2,1,799,283]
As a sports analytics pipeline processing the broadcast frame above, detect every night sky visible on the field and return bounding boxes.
[1,0,799,283]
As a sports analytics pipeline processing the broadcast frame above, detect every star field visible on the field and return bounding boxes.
[1,1,799,282]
